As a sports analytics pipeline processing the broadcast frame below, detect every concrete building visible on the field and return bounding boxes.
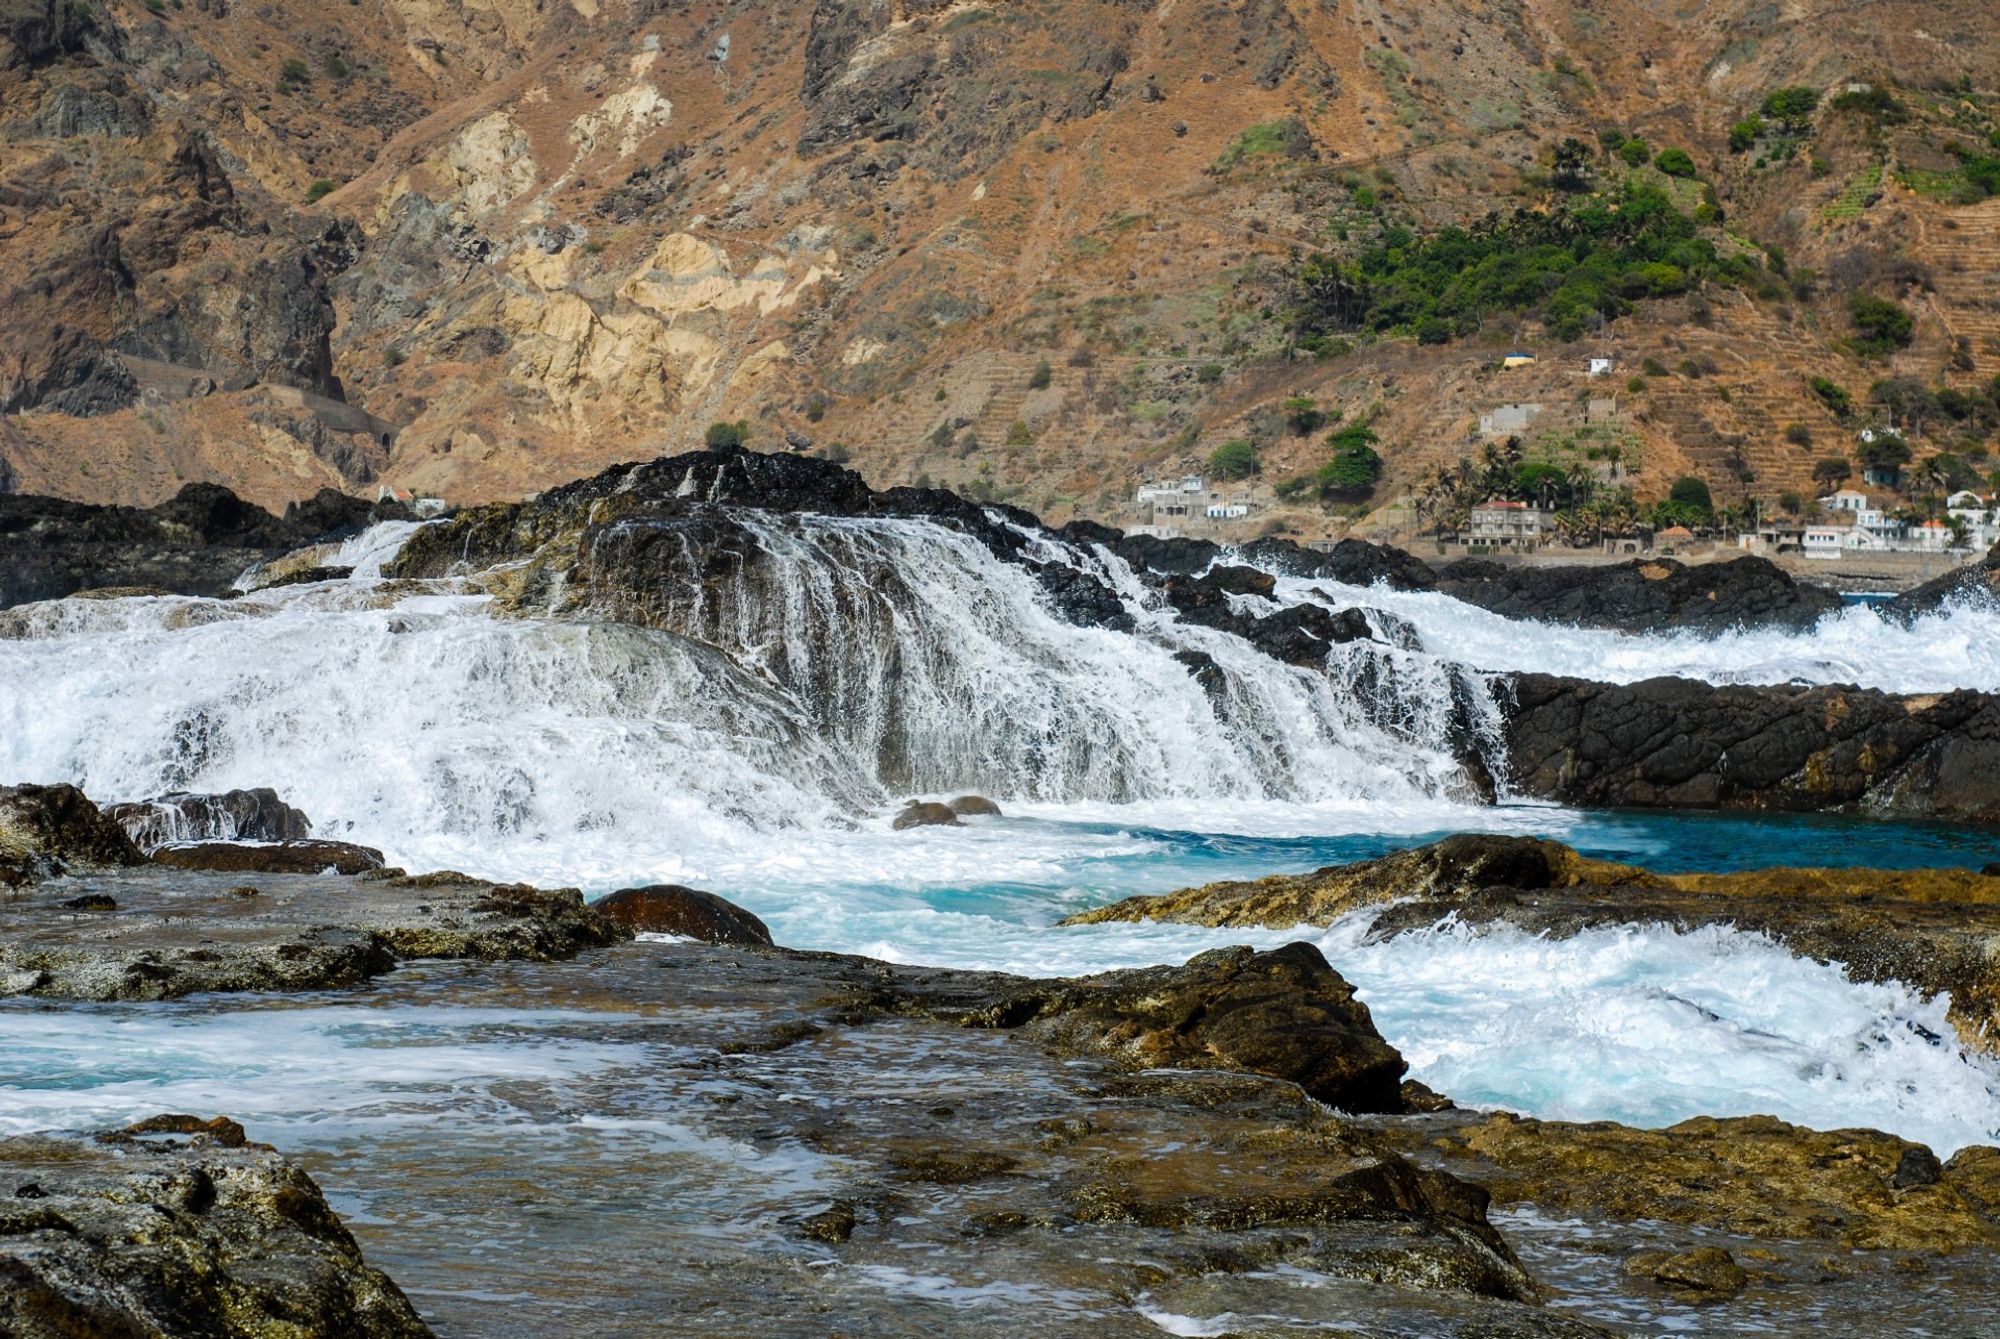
[1465,499,1553,548]
[1478,403,1544,438]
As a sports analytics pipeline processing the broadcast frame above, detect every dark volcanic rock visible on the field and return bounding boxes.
[594,884,774,946]
[1501,672,2000,821]
[0,1119,434,1338]
[103,787,312,853]
[1886,542,2000,622]
[0,482,407,608]
[947,794,1001,817]
[1437,555,1842,635]
[391,447,1138,634]
[0,783,145,885]
[152,838,385,875]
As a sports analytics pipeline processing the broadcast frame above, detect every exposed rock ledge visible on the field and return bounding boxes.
[0,866,631,1001]
[0,1115,434,1338]
[1500,674,2000,823]
[1065,834,2000,1050]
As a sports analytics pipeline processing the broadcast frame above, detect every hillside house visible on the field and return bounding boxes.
[1465,499,1552,548]
[1502,351,1538,369]
[1135,476,1205,522]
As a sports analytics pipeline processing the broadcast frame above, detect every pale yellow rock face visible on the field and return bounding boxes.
[568,84,674,159]
[618,234,823,320]
[433,112,539,216]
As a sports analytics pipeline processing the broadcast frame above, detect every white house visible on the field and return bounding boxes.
[1588,357,1615,377]
[1820,489,1869,513]
[1911,520,1951,552]
[1802,526,1847,560]
[1136,475,1206,521]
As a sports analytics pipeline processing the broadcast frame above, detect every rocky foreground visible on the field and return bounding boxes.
[6,784,2000,1333]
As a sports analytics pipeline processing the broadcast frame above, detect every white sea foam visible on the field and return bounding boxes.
[1274,572,2000,694]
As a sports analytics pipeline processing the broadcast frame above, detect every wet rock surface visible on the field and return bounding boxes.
[1370,1110,2000,1252]
[0,482,409,608]
[387,448,1438,665]
[592,884,773,946]
[0,1117,434,1339]
[0,783,145,886]
[0,866,630,1001]
[1500,672,2000,822]
[1886,541,2000,622]
[151,837,386,874]
[103,786,314,852]
[1437,555,1843,635]
[1066,834,2000,1050]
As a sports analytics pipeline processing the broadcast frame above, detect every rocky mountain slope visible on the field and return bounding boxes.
[3,0,1999,531]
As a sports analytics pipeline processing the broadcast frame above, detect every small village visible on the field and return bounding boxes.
[1124,346,2000,582]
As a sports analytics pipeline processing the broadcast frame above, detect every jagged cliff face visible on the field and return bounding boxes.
[1,0,1998,516]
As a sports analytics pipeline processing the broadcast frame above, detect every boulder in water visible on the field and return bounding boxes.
[104,787,313,853]
[152,839,385,875]
[892,801,962,830]
[0,1118,435,1337]
[0,783,146,886]
[969,942,1408,1114]
[1624,1246,1749,1298]
[594,885,773,946]
[947,795,1002,817]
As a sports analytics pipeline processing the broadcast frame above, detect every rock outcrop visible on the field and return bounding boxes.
[0,783,145,886]
[593,884,774,946]
[1373,1110,2000,1253]
[1886,542,2000,622]
[103,787,314,852]
[1065,834,2000,1050]
[0,483,408,607]
[151,838,386,875]
[0,865,629,1001]
[0,1117,434,1339]
[974,943,1410,1115]
[1500,673,2000,822]
[1436,555,1843,635]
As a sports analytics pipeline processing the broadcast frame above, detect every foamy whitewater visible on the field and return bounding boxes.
[4,516,2000,1152]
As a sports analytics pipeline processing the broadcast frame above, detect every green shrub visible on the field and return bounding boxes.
[1316,425,1382,500]
[1849,293,1913,355]
[1728,116,1765,153]
[705,419,750,449]
[1208,439,1260,479]
[1617,138,1651,166]
[1809,376,1852,417]
[303,179,336,203]
[1005,419,1033,446]
[1196,363,1225,385]
[280,57,310,84]
[1654,148,1698,178]
[1288,181,1739,350]
[1282,396,1326,435]
[1027,359,1052,390]
[1761,86,1820,132]
[383,345,407,368]
[1784,423,1813,447]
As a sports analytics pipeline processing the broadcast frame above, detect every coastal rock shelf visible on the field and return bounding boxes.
[0,865,629,1001]
[1067,834,2000,1050]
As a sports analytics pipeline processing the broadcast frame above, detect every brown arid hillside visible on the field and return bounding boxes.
[3,0,2000,538]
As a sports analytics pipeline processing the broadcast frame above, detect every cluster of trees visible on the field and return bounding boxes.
[1411,438,1640,542]
[1290,182,1751,347]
